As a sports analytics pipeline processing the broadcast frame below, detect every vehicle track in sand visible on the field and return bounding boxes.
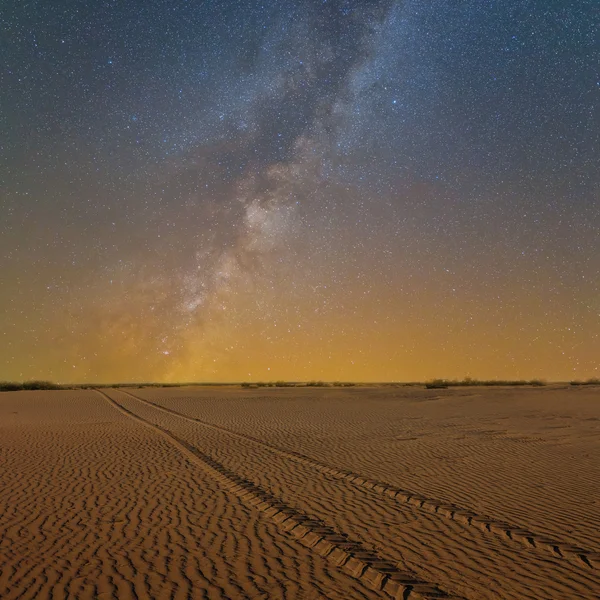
[106,388,600,600]
[97,389,461,600]
[2,390,387,600]
[120,388,600,570]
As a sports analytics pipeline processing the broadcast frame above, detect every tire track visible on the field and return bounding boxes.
[136,385,600,553]
[120,388,600,570]
[97,389,463,600]
[2,391,390,600]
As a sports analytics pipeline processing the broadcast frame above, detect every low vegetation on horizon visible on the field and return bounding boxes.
[4,377,600,393]
[424,378,548,389]
[570,378,600,386]
[240,381,356,388]
[0,381,226,392]
[0,380,64,391]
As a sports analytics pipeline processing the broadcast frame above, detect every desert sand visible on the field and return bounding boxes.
[1,385,599,599]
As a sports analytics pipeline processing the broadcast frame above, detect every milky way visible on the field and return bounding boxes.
[1,1,598,382]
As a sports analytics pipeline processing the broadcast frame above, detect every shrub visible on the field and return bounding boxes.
[570,378,600,386]
[21,380,61,390]
[425,378,546,389]
[425,379,449,389]
[0,382,23,391]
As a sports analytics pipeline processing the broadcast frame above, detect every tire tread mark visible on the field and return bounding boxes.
[97,389,462,600]
[120,388,599,569]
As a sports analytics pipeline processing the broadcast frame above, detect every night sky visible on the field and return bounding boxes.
[1,1,598,383]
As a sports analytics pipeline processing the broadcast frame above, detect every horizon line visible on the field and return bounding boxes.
[2,377,599,390]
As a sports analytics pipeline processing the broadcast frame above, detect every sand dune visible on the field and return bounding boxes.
[1,386,599,598]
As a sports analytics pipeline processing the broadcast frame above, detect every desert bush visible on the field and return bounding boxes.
[21,380,61,390]
[528,379,546,386]
[0,382,24,391]
[570,378,600,386]
[306,380,327,387]
[425,379,449,389]
[425,378,546,389]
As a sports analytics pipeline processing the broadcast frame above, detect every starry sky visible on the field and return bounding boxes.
[1,0,598,383]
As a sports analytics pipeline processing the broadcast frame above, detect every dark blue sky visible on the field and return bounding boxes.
[1,1,598,382]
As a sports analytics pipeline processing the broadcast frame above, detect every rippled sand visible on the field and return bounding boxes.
[1,384,599,599]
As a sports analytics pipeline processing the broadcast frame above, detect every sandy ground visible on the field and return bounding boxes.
[0,385,599,599]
